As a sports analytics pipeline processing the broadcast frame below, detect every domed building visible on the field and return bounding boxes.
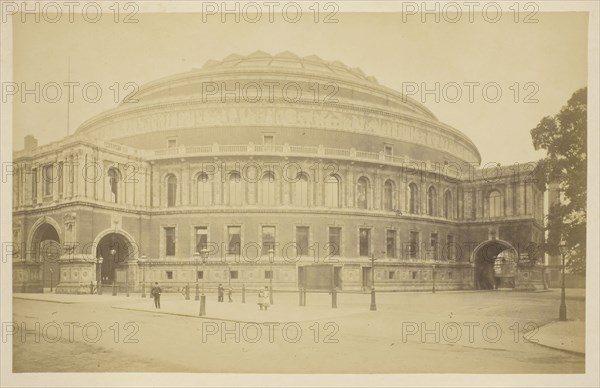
[12,51,548,294]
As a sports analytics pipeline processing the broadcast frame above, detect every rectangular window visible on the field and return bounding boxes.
[328,227,341,256]
[359,228,370,257]
[296,226,309,256]
[262,226,276,255]
[195,226,208,253]
[384,144,393,157]
[57,162,64,197]
[265,270,273,279]
[197,271,203,280]
[167,138,177,148]
[230,270,239,280]
[227,226,241,255]
[388,270,395,280]
[166,271,173,279]
[430,233,439,261]
[448,272,453,280]
[43,165,53,197]
[31,168,38,202]
[386,230,397,258]
[164,227,176,256]
[263,135,274,145]
[411,271,418,280]
[409,231,419,259]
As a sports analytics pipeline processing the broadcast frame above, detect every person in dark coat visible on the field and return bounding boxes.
[217,283,224,302]
[227,285,233,302]
[151,282,162,309]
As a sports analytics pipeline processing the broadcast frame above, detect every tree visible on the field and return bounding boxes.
[530,87,586,274]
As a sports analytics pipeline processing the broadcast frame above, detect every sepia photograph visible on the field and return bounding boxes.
[1,1,598,387]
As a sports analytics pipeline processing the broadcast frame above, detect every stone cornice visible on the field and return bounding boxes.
[13,200,541,228]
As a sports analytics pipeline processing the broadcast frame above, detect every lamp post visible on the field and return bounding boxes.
[96,256,102,295]
[558,240,567,321]
[49,268,54,292]
[194,251,200,301]
[432,264,436,294]
[110,247,117,296]
[125,264,130,297]
[269,248,274,305]
[199,248,208,317]
[228,265,231,287]
[370,253,377,311]
[141,255,146,298]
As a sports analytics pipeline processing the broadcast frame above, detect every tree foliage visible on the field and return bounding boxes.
[530,87,587,273]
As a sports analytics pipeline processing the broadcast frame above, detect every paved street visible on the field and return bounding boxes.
[11,289,585,373]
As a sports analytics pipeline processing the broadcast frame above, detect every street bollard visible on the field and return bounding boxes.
[112,281,117,296]
[302,289,307,307]
[199,294,206,317]
[370,288,377,311]
[299,289,303,306]
[185,283,190,300]
[242,284,246,303]
[332,288,337,308]
[141,282,145,298]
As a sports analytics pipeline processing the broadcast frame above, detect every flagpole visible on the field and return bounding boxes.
[66,56,70,136]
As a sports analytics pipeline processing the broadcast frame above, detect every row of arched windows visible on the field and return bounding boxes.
[108,169,506,219]
[161,172,463,219]
[407,183,454,218]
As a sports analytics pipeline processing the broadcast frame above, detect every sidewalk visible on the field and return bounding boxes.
[113,297,367,323]
[532,320,585,356]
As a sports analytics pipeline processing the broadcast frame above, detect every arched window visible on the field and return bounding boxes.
[356,177,369,209]
[325,175,340,208]
[443,190,453,219]
[107,168,119,203]
[427,186,437,216]
[166,174,177,207]
[383,180,394,211]
[489,190,503,218]
[228,172,243,206]
[196,173,212,206]
[260,171,276,205]
[408,183,419,214]
[293,174,309,206]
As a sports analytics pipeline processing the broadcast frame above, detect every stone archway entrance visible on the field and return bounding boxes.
[96,232,134,284]
[31,223,61,288]
[472,240,517,290]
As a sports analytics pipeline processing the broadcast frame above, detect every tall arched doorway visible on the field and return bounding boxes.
[30,223,61,288]
[96,233,133,284]
[472,240,517,290]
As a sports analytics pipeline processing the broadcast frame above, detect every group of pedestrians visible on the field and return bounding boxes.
[150,282,271,311]
[216,284,233,302]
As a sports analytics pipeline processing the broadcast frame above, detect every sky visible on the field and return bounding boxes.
[10,9,588,165]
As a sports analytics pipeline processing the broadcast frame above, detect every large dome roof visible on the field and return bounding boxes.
[198,50,381,85]
[74,51,481,165]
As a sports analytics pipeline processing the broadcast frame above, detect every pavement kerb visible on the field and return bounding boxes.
[111,305,359,324]
[531,339,585,357]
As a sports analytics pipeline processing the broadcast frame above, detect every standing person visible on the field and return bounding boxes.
[217,283,224,302]
[261,285,270,311]
[227,285,233,302]
[258,288,265,310]
[151,282,162,309]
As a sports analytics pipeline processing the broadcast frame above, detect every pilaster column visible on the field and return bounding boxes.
[373,171,381,210]
[182,161,190,206]
[151,164,160,207]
